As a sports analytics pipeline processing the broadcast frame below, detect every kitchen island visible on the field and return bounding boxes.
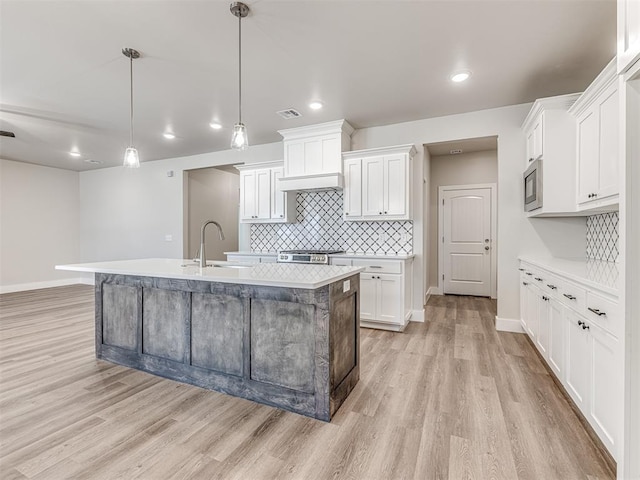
[56,259,363,421]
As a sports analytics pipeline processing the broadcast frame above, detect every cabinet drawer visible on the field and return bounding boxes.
[556,279,586,312]
[541,273,562,298]
[585,291,620,338]
[352,259,402,274]
[330,258,353,266]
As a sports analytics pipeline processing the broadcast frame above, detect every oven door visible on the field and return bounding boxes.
[524,159,542,212]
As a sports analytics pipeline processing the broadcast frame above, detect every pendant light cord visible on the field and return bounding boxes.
[130,53,134,147]
[238,12,242,125]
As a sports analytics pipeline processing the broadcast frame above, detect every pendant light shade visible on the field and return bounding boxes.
[230,2,250,151]
[122,48,141,168]
[230,123,248,151]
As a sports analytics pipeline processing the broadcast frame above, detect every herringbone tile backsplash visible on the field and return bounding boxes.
[586,212,619,262]
[250,190,413,255]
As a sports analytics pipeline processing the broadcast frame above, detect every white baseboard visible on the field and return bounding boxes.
[495,316,524,333]
[428,286,443,296]
[410,309,425,323]
[0,277,93,294]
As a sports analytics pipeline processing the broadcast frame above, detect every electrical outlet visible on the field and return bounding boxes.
[165,234,173,242]
[399,233,407,242]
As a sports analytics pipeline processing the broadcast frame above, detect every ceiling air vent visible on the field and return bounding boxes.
[0,130,16,138]
[277,109,302,119]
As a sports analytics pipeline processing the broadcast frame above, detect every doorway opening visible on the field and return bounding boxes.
[183,165,240,261]
[426,136,498,299]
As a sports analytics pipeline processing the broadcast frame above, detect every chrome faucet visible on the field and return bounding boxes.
[198,220,225,267]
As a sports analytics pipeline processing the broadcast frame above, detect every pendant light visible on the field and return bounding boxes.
[230,2,250,151]
[122,48,141,167]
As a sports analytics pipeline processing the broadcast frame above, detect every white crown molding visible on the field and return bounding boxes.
[521,93,582,131]
[568,57,618,117]
[342,143,417,159]
[278,119,354,140]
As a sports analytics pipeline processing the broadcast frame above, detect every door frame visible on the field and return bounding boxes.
[437,183,497,299]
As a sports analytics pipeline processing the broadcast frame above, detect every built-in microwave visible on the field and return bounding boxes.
[524,158,543,212]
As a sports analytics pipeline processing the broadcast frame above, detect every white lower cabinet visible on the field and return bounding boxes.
[519,260,621,460]
[331,256,413,332]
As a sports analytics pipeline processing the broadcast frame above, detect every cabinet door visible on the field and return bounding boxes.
[577,108,599,204]
[536,293,550,359]
[589,323,620,457]
[239,171,257,220]
[383,154,408,217]
[343,158,362,219]
[547,299,565,379]
[526,284,539,341]
[526,130,535,164]
[378,274,402,324]
[358,274,377,320]
[520,280,529,332]
[284,140,304,177]
[597,83,619,199]
[565,310,589,410]
[271,167,286,220]
[533,115,544,160]
[255,169,271,220]
[361,156,384,218]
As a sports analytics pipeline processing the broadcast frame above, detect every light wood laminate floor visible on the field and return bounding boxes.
[0,285,614,480]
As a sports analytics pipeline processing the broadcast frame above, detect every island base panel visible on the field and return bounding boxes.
[94,273,359,421]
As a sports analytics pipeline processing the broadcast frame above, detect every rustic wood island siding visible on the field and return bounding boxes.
[94,272,360,421]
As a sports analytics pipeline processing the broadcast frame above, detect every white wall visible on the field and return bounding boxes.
[0,159,81,292]
[186,167,239,260]
[428,150,498,289]
[351,103,586,322]
[79,142,282,262]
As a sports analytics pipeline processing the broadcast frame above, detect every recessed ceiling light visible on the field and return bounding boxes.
[309,101,324,110]
[209,122,222,130]
[84,159,103,165]
[163,132,176,139]
[450,71,472,83]
[69,151,81,157]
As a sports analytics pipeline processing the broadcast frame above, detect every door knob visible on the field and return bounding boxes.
[484,246,490,251]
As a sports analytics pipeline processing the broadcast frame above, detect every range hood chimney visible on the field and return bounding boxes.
[277,119,354,192]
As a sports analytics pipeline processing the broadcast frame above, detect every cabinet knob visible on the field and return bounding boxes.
[379,211,382,215]
[280,214,284,218]
[522,282,528,286]
[345,212,349,216]
[578,320,583,326]
[528,158,534,163]
[384,211,387,214]
[484,246,490,251]
[582,323,590,330]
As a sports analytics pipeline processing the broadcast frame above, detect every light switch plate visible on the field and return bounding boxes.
[343,280,350,293]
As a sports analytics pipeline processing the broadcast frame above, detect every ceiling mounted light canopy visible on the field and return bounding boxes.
[230,1,250,151]
[122,47,141,168]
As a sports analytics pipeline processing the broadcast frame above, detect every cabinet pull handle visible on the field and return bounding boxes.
[522,282,528,286]
[526,273,533,276]
[529,157,534,163]
[518,268,525,271]
[563,294,576,300]
[535,277,543,282]
[582,323,590,330]
[370,266,382,269]
[588,307,606,316]
[547,284,557,290]
[578,320,583,326]
[542,296,549,301]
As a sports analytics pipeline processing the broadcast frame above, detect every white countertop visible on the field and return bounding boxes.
[56,258,364,290]
[519,256,619,296]
[225,251,414,260]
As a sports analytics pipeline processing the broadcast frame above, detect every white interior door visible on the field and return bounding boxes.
[442,187,492,296]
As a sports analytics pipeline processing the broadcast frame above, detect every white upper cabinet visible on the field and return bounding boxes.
[618,0,640,74]
[342,144,416,221]
[521,94,581,216]
[343,157,362,217]
[525,114,544,165]
[569,59,619,211]
[236,162,295,224]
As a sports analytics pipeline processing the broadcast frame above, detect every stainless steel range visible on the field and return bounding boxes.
[277,249,344,264]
